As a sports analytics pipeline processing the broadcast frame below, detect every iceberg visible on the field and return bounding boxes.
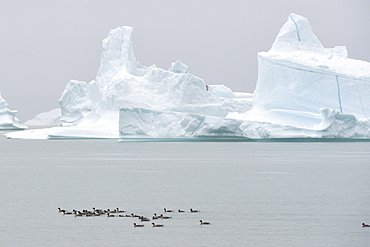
[6,25,251,139]
[227,13,370,139]
[243,14,370,120]
[5,13,370,140]
[0,92,27,130]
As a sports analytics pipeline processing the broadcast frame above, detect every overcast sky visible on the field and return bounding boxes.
[1,0,369,121]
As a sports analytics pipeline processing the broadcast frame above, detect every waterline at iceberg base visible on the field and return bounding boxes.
[5,13,370,140]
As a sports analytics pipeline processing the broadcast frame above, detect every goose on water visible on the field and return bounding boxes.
[200,220,211,225]
[116,208,125,213]
[58,207,66,213]
[160,214,172,219]
[134,223,144,227]
[152,213,161,220]
[152,223,164,227]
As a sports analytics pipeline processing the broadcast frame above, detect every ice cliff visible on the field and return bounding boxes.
[227,13,370,138]
[0,93,26,130]
[246,14,370,121]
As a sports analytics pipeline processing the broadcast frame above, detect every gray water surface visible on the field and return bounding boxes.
[0,137,369,246]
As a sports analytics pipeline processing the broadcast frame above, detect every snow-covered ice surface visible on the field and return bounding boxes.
[0,92,27,130]
[24,108,61,126]
[6,13,370,140]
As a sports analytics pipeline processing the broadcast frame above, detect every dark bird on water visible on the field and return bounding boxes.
[200,220,211,225]
[152,223,164,227]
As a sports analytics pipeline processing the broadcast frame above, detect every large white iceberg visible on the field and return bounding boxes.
[0,92,26,130]
[6,25,251,139]
[229,13,370,138]
[241,14,370,121]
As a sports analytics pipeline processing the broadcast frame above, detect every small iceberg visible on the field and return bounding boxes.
[0,92,27,130]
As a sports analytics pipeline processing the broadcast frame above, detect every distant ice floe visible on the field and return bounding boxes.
[6,13,370,140]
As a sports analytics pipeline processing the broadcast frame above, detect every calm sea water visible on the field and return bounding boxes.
[0,134,369,246]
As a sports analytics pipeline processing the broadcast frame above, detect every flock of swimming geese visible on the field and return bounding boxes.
[59,207,369,228]
[58,207,211,227]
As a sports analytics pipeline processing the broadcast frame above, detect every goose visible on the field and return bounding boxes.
[152,223,164,227]
[200,220,211,225]
[164,208,174,212]
[82,209,93,214]
[178,209,185,213]
[139,216,150,221]
[116,208,126,213]
[160,214,172,219]
[107,213,115,217]
[92,207,103,213]
[363,223,370,227]
[152,213,160,220]
[190,208,200,213]
[58,207,66,213]
[63,211,73,215]
[134,223,144,227]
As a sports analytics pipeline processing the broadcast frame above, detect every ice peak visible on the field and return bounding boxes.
[99,26,133,74]
[168,60,188,73]
[0,92,8,109]
[96,26,148,80]
[270,13,324,52]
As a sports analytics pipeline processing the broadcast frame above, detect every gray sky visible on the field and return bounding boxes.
[1,0,369,121]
